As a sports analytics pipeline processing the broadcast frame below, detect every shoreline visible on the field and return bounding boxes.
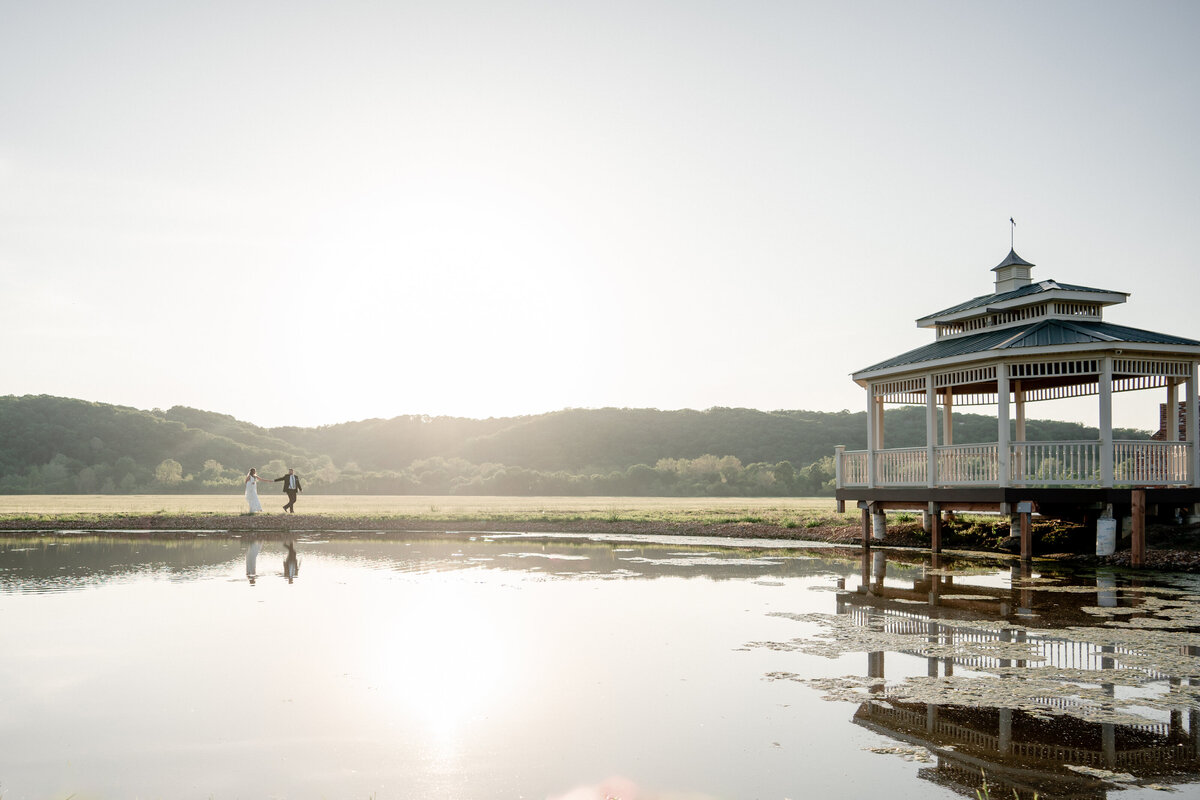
[3,512,1200,572]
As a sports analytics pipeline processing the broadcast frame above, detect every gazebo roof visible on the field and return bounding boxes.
[991,248,1036,271]
[855,319,1200,379]
[917,279,1125,324]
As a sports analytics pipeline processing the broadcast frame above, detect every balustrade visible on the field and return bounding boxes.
[1010,441,1100,485]
[935,443,998,485]
[874,447,927,485]
[837,440,1195,488]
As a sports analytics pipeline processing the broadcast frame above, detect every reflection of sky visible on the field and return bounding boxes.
[0,535,1195,799]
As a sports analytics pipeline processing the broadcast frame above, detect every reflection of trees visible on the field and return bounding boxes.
[0,537,246,591]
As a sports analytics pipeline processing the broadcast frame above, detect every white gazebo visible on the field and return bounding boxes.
[835,247,1200,559]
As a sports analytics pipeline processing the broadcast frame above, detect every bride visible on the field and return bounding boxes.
[244,468,265,513]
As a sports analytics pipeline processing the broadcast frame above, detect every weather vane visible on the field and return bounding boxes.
[1010,217,1016,250]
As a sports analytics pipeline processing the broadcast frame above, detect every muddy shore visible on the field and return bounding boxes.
[3,512,1200,572]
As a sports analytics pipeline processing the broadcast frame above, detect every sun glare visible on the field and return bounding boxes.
[361,574,514,748]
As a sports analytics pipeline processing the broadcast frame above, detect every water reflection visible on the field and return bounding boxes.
[776,549,1200,798]
[244,538,300,584]
[283,540,299,583]
[246,538,261,584]
[1,533,1197,799]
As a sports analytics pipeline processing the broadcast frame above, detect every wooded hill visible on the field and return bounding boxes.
[0,395,1151,496]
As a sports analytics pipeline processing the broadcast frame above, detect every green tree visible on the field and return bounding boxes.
[155,458,183,485]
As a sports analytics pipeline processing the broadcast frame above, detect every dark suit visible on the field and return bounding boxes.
[274,473,303,513]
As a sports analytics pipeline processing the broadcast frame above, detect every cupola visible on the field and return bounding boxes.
[992,249,1035,293]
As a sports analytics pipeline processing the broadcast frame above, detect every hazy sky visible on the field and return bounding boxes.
[3,1,1199,430]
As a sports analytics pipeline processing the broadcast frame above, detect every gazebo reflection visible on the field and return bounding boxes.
[837,551,1200,798]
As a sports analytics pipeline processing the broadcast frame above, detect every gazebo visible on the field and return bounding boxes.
[834,247,1200,561]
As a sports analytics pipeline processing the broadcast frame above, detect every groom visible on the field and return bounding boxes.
[274,468,303,513]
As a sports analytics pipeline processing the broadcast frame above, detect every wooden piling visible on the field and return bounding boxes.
[861,507,871,549]
[1020,511,1031,562]
[930,503,942,554]
[1132,489,1146,567]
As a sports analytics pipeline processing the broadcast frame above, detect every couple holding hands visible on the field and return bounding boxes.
[244,468,303,513]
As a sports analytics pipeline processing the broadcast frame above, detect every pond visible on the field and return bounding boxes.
[0,532,1197,799]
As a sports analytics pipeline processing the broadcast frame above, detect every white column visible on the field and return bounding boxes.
[866,383,876,489]
[1166,378,1179,441]
[1014,380,1026,485]
[1100,356,1114,488]
[926,375,936,488]
[1187,364,1199,489]
[998,365,1010,487]
[1014,380,1026,442]
[942,388,954,446]
[876,396,885,450]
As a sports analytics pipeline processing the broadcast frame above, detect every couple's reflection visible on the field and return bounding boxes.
[245,538,300,584]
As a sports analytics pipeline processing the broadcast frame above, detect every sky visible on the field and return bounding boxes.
[3,1,1199,430]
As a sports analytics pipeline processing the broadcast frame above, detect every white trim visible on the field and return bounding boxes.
[916,287,1129,327]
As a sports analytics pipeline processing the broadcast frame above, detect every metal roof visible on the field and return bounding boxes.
[917,280,1124,322]
[855,319,1200,377]
[991,248,1036,271]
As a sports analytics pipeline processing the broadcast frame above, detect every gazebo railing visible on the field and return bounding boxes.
[937,443,999,485]
[841,450,869,486]
[1010,441,1099,485]
[837,441,1195,488]
[874,447,927,485]
[1114,440,1191,486]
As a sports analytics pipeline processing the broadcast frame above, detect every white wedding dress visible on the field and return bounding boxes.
[245,476,264,512]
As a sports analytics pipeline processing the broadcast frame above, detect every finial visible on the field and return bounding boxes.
[1010,217,1016,250]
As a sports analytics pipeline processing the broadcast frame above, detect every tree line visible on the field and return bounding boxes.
[0,394,1149,496]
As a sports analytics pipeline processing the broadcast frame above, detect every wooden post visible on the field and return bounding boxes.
[930,502,942,554]
[1020,507,1031,562]
[1132,489,1146,567]
[861,507,871,550]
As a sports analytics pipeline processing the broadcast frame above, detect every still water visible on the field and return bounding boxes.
[1,533,1197,799]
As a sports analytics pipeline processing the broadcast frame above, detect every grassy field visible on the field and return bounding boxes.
[0,495,851,526]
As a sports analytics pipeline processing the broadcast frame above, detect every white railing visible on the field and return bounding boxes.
[1011,441,1100,485]
[837,441,1195,488]
[874,447,927,485]
[936,443,998,485]
[841,450,869,486]
[1114,440,1191,486]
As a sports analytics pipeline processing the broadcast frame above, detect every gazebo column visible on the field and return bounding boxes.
[1166,378,1179,442]
[925,375,936,489]
[942,389,953,446]
[1100,356,1114,488]
[998,367,1010,487]
[1187,364,1200,518]
[876,395,886,450]
[866,383,877,489]
[1014,380,1026,483]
